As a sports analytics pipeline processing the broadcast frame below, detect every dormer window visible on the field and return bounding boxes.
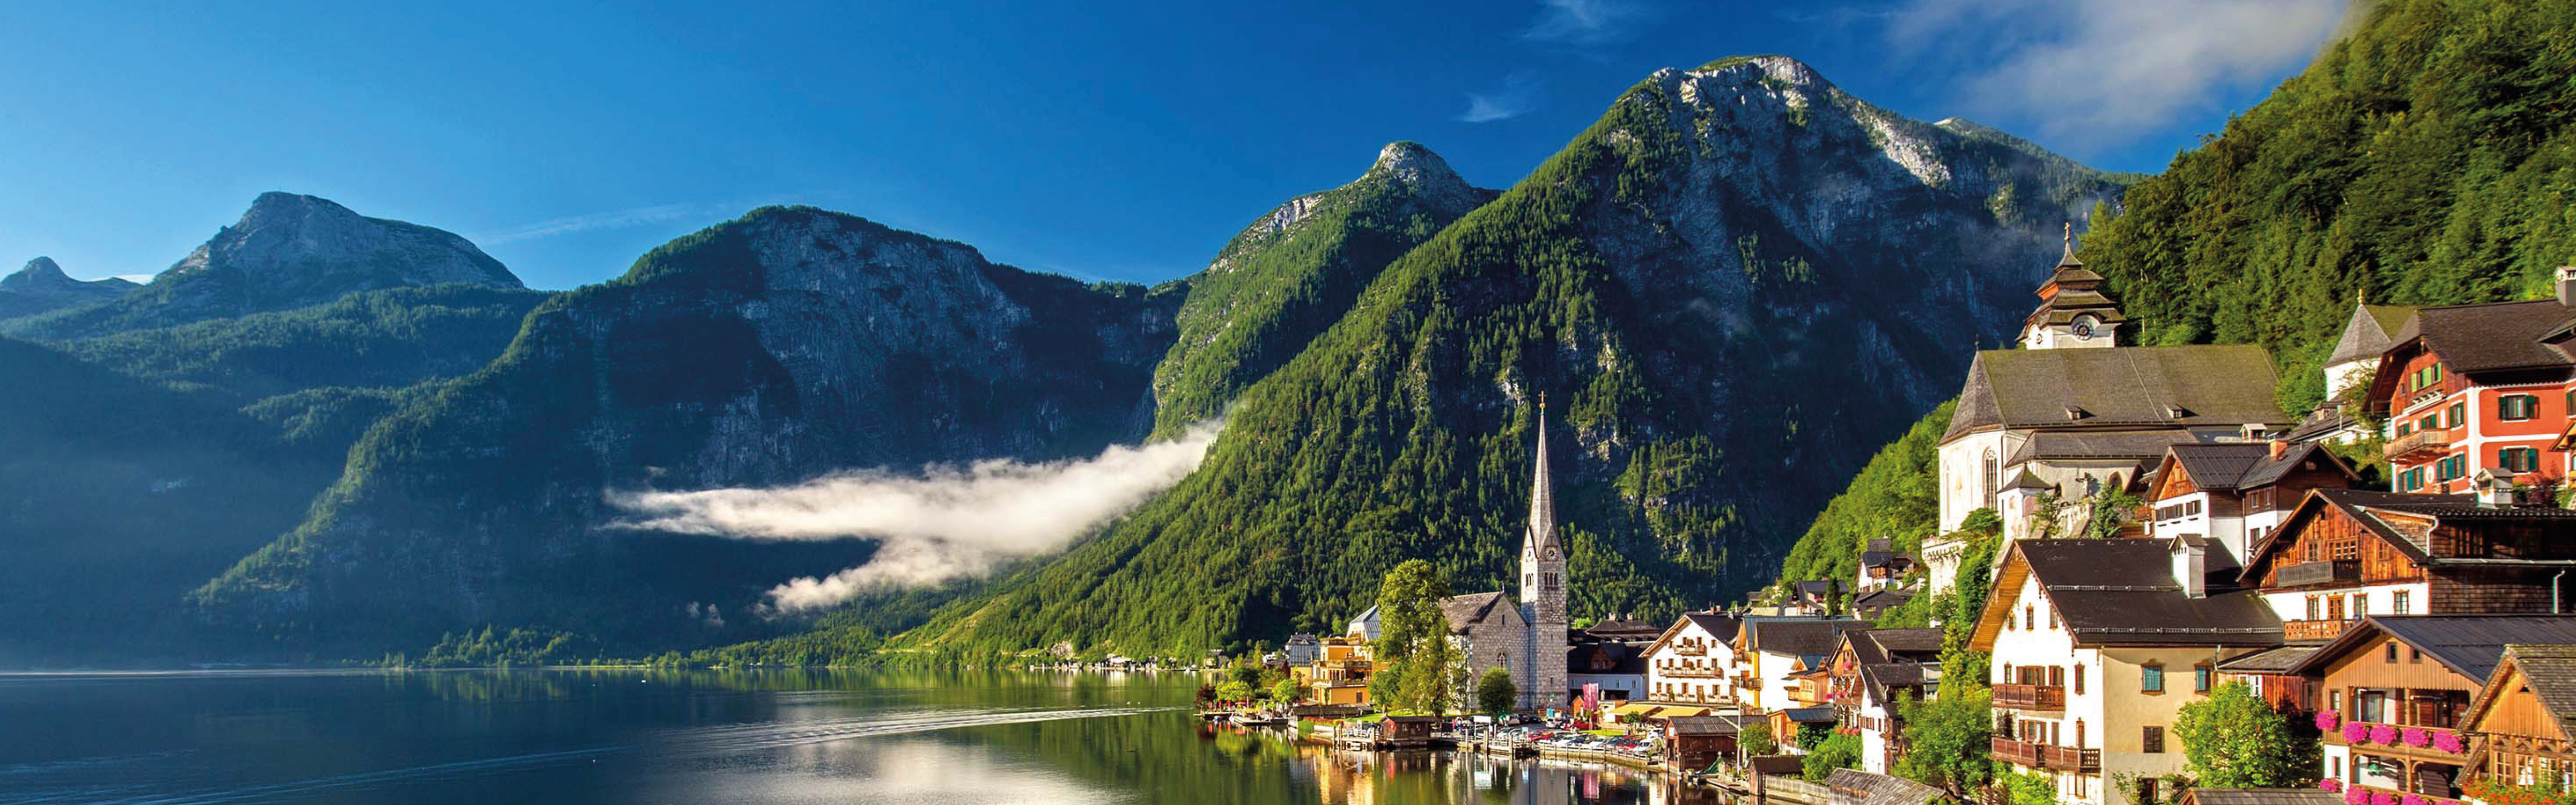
[2065,405,2091,421]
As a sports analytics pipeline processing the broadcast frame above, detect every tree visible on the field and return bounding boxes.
[1803,733,1861,781]
[1370,559,1460,714]
[1740,720,1777,756]
[1893,687,1992,795]
[1214,680,1254,704]
[1270,678,1306,705]
[2175,680,2319,788]
[1795,721,1833,751]
[1476,667,1518,716]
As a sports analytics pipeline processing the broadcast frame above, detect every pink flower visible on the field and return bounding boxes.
[2405,794,2427,805]
[2345,721,2372,743]
[2320,778,2344,792]
[2433,731,2465,754]
[2346,787,2368,805]
[2317,711,2343,731]
[2370,724,2399,745]
[2403,727,2431,747]
[2374,791,2398,805]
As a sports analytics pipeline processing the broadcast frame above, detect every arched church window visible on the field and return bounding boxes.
[1982,450,1998,503]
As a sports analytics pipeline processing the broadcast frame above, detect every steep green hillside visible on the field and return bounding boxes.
[1770,401,1953,592]
[2085,0,2576,414]
[902,56,2125,655]
[1151,142,1495,434]
[0,337,341,665]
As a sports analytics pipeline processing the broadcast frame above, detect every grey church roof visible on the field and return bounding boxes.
[2326,302,2417,367]
[1943,345,2287,443]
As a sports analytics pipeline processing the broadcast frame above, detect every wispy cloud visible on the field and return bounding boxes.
[1869,0,2347,149]
[476,203,709,245]
[1457,71,1540,124]
[1522,0,1656,47]
[608,421,1224,614]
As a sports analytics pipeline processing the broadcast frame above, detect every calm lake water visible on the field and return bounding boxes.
[0,668,1722,805]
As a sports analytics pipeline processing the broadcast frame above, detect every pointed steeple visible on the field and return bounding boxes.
[1526,393,1560,554]
[2021,221,2121,349]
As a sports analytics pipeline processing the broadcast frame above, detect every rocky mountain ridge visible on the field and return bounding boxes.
[0,257,137,320]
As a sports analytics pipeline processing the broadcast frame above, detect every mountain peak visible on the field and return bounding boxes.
[161,192,522,294]
[13,256,67,282]
[1361,141,1482,211]
[1683,54,1832,91]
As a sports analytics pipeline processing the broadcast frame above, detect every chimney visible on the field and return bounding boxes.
[2268,438,2287,461]
[2476,469,2516,508]
[2172,538,2207,599]
[2559,267,2576,307]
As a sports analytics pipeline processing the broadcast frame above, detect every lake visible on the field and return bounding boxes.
[0,668,1723,804]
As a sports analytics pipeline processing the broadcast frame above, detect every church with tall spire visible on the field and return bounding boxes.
[1418,395,1574,709]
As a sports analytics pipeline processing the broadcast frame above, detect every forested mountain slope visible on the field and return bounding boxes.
[900,56,2127,655]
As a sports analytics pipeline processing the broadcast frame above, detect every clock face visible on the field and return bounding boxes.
[2071,315,2099,338]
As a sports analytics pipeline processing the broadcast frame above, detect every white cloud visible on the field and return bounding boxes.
[1877,0,2347,148]
[608,421,1224,613]
[1458,72,1540,123]
[476,203,708,245]
[1523,0,1656,47]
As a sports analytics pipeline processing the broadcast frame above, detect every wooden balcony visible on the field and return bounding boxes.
[1992,737,2101,772]
[2387,427,2454,461]
[1992,683,2066,712]
[2276,559,2361,588]
[2285,619,2356,642]
[1661,665,1723,679]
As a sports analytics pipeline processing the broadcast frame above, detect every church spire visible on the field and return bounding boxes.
[1527,394,1560,554]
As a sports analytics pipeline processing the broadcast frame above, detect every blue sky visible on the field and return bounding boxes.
[0,0,2350,289]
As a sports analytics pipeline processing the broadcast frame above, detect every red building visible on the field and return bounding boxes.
[2370,272,2576,495]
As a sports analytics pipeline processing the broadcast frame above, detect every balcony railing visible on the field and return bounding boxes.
[2387,427,2454,461]
[1992,683,2066,712]
[1674,645,1707,656]
[2286,619,2357,642]
[2277,559,2362,588]
[1992,737,2101,772]
[1661,666,1723,678]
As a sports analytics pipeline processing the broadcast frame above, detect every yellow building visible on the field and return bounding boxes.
[1292,633,1383,705]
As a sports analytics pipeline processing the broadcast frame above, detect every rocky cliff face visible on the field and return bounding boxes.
[6,193,522,339]
[192,207,1181,651]
[907,56,2129,653]
[0,257,136,320]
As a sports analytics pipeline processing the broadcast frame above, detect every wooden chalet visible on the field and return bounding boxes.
[2462,644,2576,793]
[2288,616,2576,802]
[2239,489,2576,644]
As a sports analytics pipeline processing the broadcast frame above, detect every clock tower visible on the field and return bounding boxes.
[2020,223,2124,350]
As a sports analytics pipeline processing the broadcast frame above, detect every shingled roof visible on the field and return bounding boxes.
[2180,789,2341,805]
[1975,539,2282,649]
[2326,302,2419,367]
[2284,616,2576,680]
[2394,299,2576,375]
[1827,769,1947,805]
[2469,645,2576,741]
[1744,619,1873,660]
[2162,441,2357,493]
[1440,592,1519,635]
[1944,344,2287,443]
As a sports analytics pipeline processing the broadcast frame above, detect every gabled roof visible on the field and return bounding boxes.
[1744,618,1873,660]
[1972,539,2282,650]
[2466,644,2576,742]
[1943,345,2287,443]
[2241,489,2576,583]
[1642,611,1742,658]
[1853,589,1915,611]
[2326,302,2419,367]
[1440,592,1522,635]
[2010,430,2214,465]
[2285,615,2576,681]
[2216,645,2319,674]
[1567,640,1649,676]
[2157,441,2359,496]
[1666,715,1740,735]
[2391,299,2576,375]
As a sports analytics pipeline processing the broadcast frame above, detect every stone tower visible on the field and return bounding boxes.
[2019,223,2124,350]
[1519,397,1569,708]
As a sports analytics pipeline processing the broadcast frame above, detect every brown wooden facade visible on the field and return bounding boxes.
[2313,631,2482,799]
[2462,647,2576,793]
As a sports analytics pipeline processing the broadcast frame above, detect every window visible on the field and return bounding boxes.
[2450,402,2469,428]
[2437,454,2468,481]
[2194,664,2212,692]
[2076,719,2086,749]
[1983,449,1998,503]
[2410,647,2423,664]
[2393,590,2411,615]
[2049,609,2058,629]
[2386,642,2399,663]
[2306,596,2321,620]
[2075,664,2085,695]
[2025,605,2035,631]
[2504,395,2543,421]
[2419,414,2442,433]
[2143,725,2165,753]
[2143,663,2164,693]
[2503,447,2542,473]
[2353,593,2368,617]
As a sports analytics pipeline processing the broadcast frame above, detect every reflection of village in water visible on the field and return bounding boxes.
[1201,721,1726,805]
